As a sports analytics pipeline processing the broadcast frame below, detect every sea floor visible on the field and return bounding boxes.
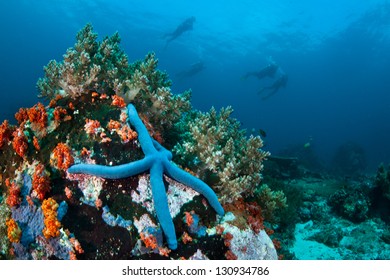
[280,176,390,260]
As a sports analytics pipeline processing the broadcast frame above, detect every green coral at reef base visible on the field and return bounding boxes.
[0,24,277,260]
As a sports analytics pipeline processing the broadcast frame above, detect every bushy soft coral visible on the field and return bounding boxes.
[41,198,61,239]
[27,103,48,136]
[6,218,22,243]
[32,163,51,200]
[174,107,269,203]
[37,24,191,141]
[0,120,12,149]
[5,178,21,207]
[254,184,287,224]
[12,128,28,158]
[50,143,74,171]
[37,23,135,100]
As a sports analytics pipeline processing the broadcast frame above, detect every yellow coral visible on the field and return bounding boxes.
[6,218,22,243]
[42,198,61,239]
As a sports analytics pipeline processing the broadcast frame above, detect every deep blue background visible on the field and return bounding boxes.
[1,0,389,172]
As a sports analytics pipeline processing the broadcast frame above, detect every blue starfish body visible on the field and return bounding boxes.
[68,104,224,249]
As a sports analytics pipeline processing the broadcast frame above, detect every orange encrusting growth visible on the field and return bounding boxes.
[32,163,51,201]
[6,218,22,243]
[42,198,61,239]
[50,143,74,171]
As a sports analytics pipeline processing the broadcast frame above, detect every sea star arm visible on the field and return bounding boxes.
[67,157,153,179]
[163,159,225,216]
[150,162,178,250]
[127,104,156,155]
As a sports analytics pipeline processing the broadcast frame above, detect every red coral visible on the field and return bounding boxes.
[84,119,101,135]
[28,103,48,135]
[6,179,21,207]
[15,108,29,125]
[107,119,121,131]
[53,106,68,122]
[111,95,126,108]
[225,250,238,260]
[224,198,264,234]
[181,232,193,244]
[0,120,12,149]
[12,128,28,158]
[216,225,225,235]
[33,136,40,151]
[118,125,137,143]
[32,163,51,200]
[223,232,233,247]
[184,211,194,227]
[50,143,74,171]
[140,232,158,249]
[68,102,75,110]
[49,94,63,108]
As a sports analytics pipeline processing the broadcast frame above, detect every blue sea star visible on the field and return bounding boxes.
[68,104,224,249]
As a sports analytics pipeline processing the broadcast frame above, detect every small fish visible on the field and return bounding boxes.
[303,142,311,148]
[259,129,267,138]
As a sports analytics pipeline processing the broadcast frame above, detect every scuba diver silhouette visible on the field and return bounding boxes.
[242,59,288,100]
[163,16,196,49]
[175,61,205,80]
[241,62,278,80]
[258,69,288,100]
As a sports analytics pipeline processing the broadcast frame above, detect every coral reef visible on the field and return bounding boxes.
[37,24,191,141]
[0,24,276,259]
[68,104,224,250]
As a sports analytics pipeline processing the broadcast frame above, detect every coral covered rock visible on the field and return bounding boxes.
[0,24,275,260]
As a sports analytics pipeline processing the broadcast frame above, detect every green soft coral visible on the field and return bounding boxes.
[37,24,191,141]
[173,106,270,203]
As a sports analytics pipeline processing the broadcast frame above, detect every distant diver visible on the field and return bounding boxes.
[176,61,204,79]
[241,61,278,80]
[257,70,288,100]
[242,59,288,100]
[164,16,196,49]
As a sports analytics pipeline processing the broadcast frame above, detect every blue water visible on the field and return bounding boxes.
[1,0,389,172]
